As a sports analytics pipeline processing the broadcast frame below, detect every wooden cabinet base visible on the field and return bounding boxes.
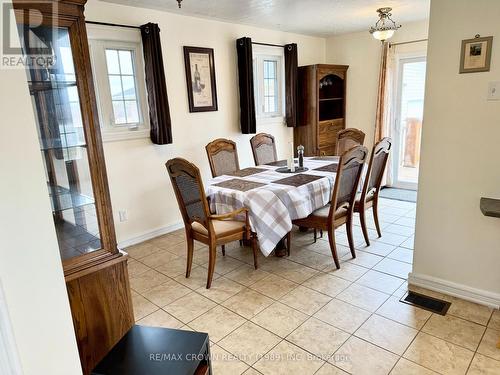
[66,255,134,375]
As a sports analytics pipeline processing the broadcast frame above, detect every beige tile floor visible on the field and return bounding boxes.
[126,198,500,375]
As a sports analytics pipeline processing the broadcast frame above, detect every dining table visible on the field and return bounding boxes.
[206,156,341,256]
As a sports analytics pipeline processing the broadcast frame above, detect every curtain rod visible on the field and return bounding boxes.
[85,20,141,30]
[390,38,428,47]
[252,41,285,48]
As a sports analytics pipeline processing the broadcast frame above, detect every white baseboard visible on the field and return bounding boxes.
[408,272,500,309]
[117,222,184,249]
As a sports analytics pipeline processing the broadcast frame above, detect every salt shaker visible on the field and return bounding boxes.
[297,145,304,169]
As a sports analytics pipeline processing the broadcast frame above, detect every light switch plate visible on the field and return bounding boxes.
[487,81,500,100]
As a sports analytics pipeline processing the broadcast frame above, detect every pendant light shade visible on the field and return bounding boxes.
[369,7,401,41]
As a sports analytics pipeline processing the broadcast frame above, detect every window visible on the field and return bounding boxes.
[393,55,426,189]
[105,49,140,125]
[87,26,149,141]
[253,45,285,121]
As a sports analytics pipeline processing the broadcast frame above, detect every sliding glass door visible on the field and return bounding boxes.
[393,56,427,190]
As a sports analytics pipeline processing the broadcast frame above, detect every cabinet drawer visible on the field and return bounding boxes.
[318,120,343,147]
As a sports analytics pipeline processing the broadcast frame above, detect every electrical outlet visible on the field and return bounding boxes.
[118,210,128,222]
[487,81,500,100]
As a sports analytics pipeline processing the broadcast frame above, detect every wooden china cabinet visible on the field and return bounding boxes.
[294,64,348,156]
[14,1,134,374]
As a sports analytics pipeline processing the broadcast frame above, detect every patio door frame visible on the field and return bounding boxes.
[392,53,427,190]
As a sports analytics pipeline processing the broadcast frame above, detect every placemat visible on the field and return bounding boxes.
[311,156,339,161]
[273,174,323,187]
[276,166,309,173]
[213,178,267,192]
[314,163,339,173]
[265,160,288,167]
[229,168,267,177]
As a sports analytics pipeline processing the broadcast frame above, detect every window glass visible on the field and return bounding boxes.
[105,49,140,125]
[105,49,120,74]
[112,101,126,124]
[252,49,283,119]
[263,60,278,114]
[125,101,139,123]
[119,50,134,74]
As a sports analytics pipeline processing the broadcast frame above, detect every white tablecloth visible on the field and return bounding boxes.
[206,157,340,255]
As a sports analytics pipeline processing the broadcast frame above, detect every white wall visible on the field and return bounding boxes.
[325,21,428,147]
[0,45,82,375]
[85,0,326,245]
[410,0,500,304]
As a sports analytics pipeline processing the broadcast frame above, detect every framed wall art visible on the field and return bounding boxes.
[183,46,218,112]
[459,35,493,73]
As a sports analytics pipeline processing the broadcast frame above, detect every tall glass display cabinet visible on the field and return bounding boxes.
[13,1,134,373]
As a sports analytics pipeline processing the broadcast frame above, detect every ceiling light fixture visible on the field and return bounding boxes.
[177,0,182,8]
[369,7,401,42]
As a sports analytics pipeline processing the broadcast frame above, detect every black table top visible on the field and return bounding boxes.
[480,197,500,218]
[92,325,210,375]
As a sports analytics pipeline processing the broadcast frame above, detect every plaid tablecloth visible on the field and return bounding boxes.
[206,157,340,256]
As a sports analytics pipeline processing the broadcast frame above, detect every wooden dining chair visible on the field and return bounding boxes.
[291,145,368,268]
[205,138,240,177]
[166,158,258,289]
[335,128,366,156]
[355,137,392,246]
[250,133,278,165]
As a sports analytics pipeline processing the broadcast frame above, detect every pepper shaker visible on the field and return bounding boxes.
[297,145,304,169]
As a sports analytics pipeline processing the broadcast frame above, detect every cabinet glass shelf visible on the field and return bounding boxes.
[48,183,95,213]
[28,80,77,92]
[41,143,87,151]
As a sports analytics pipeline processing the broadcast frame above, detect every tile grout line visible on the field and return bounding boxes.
[134,249,491,334]
[128,200,500,374]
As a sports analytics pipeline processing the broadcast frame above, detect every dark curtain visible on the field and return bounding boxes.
[284,43,298,127]
[140,23,172,144]
[236,37,256,134]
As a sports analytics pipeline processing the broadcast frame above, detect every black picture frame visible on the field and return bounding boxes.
[183,46,218,112]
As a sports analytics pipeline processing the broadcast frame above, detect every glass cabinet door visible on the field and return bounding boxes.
[18,25,103,261]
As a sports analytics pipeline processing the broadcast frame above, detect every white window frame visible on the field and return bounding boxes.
[392,52,427,190]
[87,25,150,142]
[253,45,285,124]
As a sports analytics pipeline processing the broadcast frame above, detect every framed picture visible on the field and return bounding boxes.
[183,46,218,112]
[459,36,493,73]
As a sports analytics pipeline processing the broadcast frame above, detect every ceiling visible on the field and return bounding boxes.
[102,0,429,37]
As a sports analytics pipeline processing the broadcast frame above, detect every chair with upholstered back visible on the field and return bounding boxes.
[205,138,240,177]
[335,128,366,156]
[292,145,368,268]
[166,158,258,289]
[355,137,392,246]
[250,133,278,165]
